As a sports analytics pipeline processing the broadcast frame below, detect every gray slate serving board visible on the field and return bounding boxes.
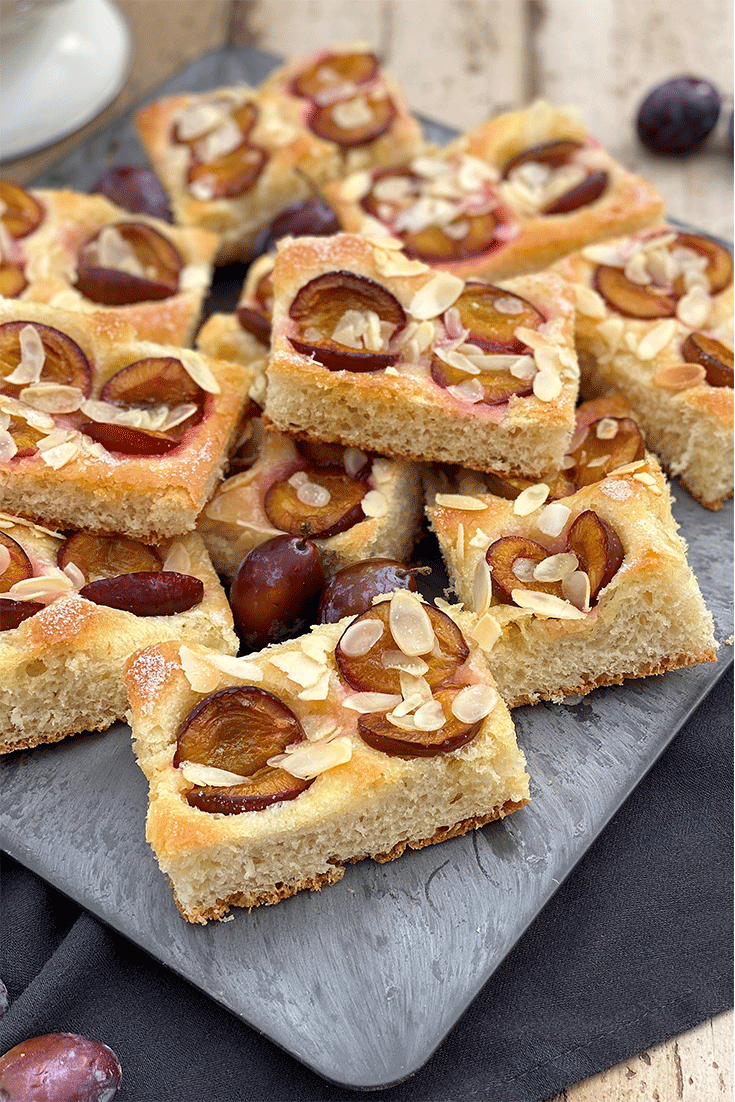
[1,46,733,1091]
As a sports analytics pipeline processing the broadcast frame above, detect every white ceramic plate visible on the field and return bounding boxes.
[0,0,131,162]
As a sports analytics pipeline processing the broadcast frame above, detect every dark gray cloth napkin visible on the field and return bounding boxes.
[1,666,731,1102]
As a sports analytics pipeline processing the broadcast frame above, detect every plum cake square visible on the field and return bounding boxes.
[124,588,529,922]
[553,224,733,509]
[0,517,237,753]
[264,232,580,478]
[0,301,255,541]
[426,455,717,707]
[326,99,664,282]
[0,180,219,347]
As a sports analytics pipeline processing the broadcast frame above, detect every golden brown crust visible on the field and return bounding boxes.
[0,300,255,539]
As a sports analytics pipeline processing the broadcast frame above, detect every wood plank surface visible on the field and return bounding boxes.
[1,2,732,1099]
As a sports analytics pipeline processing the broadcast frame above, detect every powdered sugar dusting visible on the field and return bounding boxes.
[601,478,633,500]
[127,649,177,714]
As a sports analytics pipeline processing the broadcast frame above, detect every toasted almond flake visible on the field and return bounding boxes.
[446,377,484,405]
[472,559,492,615]
[63,562,85,589]
[389,590,435,656]
[340,170,372,202]
[597,316,625,348]
[469,528,492,550]
[562,570,591,611]
[574,283,608,319]
[272,736,352,779]
[633,471,657,486]
[512,557,536,582]
[180,761,250,787]
[163,541,191,574]
[179,645,221,693]
[514,483,549,516]
[0,429,17,463]
[408,272,464,320]
[299,635,332,663]
[373,248,429,278]
[595,418,619,440]
[180,350,220,394]
[586,453,611,468]
[470,612,501,651]
[207,653,263,681]
[434,493,487,511]
[339,618,384,657]
[510,355,537,380]
[7,574,74,601]
[39,440,80,469]
[195,117,244,163]
[636,318,677,361]
[19,384,84,414]
[361,489,388,518]
[343,447,367,477]
[343,691,402,713]
[433,345,480,375]
[0,545,10,574]
[533,368,562,402]
[380,650,430,675]
[676,284,712,328]
[451,683,498,724]
[298,669,332,700]
[537,502,571,537]
[385,711,420,731]
[652,363,706,390]
[269,651,326,688]
[4,324,45,385]
[332,95,374,130]
[533,552,578,582]
[412,699,446,730]
[581,241,628,265]
[512,588,587,619]
[624,251,652,286]
[611,459,646,475]
[176,99,233,140]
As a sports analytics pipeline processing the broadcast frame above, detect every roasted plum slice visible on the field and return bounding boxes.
[318,558,419,624]
[102,355,203,407]
[236,268,274,345]
[80,422,181,455]
[501,139,585,178]
[567,510,624,602]
[569,415,645,486]
[0,321,92,397]
[672,232,733,296]
[90,164,173,221]
[483,469,575,501]
[75,222,183,306]
[357,686,483,758]
[401,210,507,263]
[187,143,267,199]
[593,265,677,319]
[486,535,563,604]
[0,263,27,298]
[0,598,43,630]
[0,532,34,591]
[681,331,734,387]
[289,270,406,371]
[335,596,469,695]
[452,283,544,353]
[251,197,340,256]
[58,532,162,583]
[431,355,534,406]
[308,91,397,147]
[543,169,609,214]
[174,686,313,813]
[296,438,368,474]
[0,179,44,238]
[291,51,379,101]
[174,100,259,146]
[264,465,367,539]
[79,571,203,615]
[229,534,324,651]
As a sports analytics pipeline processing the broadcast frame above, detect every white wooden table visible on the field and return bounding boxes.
[2,3,732,1099]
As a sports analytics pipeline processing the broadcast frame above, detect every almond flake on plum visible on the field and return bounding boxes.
[411,699,446,731]
[18,383,84,414]
[380,650,430,676]
[451,683,498,724]
[0,545,10,574]
[343,690,403,713]
[7,574,74,602]
[562,570,591,611]
[533,552,578,583]
[513,483,550,516]
[536,502,571,537]
[270,736,352,779]
[574,283,608,319]
[339,618,385,656]
[447,378,485,403]
[179,645,222,693]
[611,459,646,475]
[511,588,587,619]
[408,272,464,321]
[0,429,17,462]
[636,319,678,360]
[180,761,251,787]
[653,363,706,390]
[180,350,220,394]
[269,651,327,688]
[533,369,562,401]
[389,590,436,656]
[62,561,85,589]
[4,324,45,385]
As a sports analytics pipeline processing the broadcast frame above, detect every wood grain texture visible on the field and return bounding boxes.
[0,1,731,1097]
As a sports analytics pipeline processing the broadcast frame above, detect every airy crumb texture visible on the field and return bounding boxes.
[0,522,237,753]
[197,416,423,581]
[553,227,733,510]
[265,233,579,478]
[124,609,529,923]
[426,459,717,707]
[0,300,255,540]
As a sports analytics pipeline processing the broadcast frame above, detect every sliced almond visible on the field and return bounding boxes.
[636,318,677,361]
[408,272,464,321]
[470,612,501,651]
[574,283,608,319]
[180,350,220,394]
[179,645,221,693]
[511,588,587,619]
[388,590,435,656]
[652,363,706,391]
[451,683,498,724]
[18,384,84,414]
[343,691,403,713]
[536,502,571,537]
[434,493,487,511]
[208,653,263,681]
[162,541,192,574]
[268,651,326,688]
[533,552,578,583]
[514,483,549,516]
[179,761,250,787]
[339,618,384,657]
[562,570,591,611]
